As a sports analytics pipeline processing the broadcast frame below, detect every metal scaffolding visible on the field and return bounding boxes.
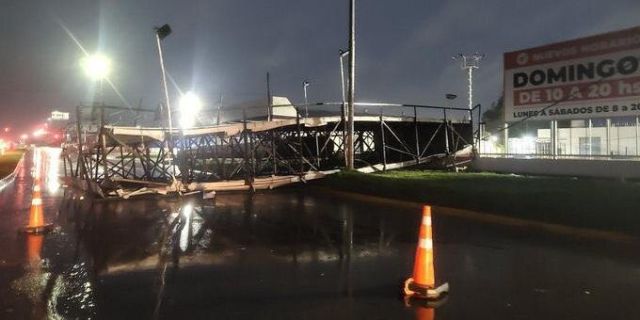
[62,102,476,196]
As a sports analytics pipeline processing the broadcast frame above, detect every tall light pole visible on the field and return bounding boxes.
[339,49,349,118]
[339,49,350,167]
[303,80,310,119]
[346,0,356,170]
[155,24,173,134]
[453,53,484,110]
[154,24,175,176]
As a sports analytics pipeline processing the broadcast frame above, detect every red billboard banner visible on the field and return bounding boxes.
[504,26,640,121]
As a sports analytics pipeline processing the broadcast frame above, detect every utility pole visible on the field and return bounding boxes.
[453,53,484,110]
[154,24,175,176]
[346,0,356,170]
[339,49,349,167]
[155,24,173,135]
[266,72,272,121]
[303,80,310,119]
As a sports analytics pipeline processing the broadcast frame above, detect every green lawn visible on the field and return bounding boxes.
[0,149,25,178]
[320,170,640,235]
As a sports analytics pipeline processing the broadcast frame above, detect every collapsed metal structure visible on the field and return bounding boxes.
[61,102,479,195]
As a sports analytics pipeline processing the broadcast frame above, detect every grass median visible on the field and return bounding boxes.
[319,170,640,236]
[0,149,25,179]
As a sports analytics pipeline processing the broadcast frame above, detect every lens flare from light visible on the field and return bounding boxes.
[46,147,62,193]
[178,91,203,129]
[80,53,112,81]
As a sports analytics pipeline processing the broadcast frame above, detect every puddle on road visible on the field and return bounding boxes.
[4,150,640,319]
[18,189,421,319]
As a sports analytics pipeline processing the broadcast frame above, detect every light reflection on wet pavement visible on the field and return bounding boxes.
[2,148,640,319]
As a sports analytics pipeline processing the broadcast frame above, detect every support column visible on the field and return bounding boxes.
[550,120,557,158]
[380,114,387,171]
[503,122,509,154]
[569,123,573,156]
[315,131,320,168]
[346,0,356,170]
[588,118,592,156]
[100,107,108,181]
[606,118,611,156]
[443,109,449,154]
[636,116,639,157]
[413,106,419,164]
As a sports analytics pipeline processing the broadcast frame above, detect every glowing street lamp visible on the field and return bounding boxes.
[80,53,111,81]
[178,91,203,129]
[80,53,111,105]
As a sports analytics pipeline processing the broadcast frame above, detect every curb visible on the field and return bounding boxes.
[311,186,640,244]
[0,152,25,192]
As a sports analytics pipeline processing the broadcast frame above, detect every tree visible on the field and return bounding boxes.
[482,95,504,134]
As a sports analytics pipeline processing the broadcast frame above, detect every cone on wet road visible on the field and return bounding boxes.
[403,205,448,300]
[22,182,52,234]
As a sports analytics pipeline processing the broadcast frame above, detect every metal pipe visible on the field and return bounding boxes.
[467,68,473,109]
[636,117,640,156]
[443,109,449,154]
[339,50,349,167]
[155,34,173,136]
[413,106,419,164]
[346,0,356,170]
[380,113,387,171]
[588,118,592,156]
[155,33,176,176]
[504,122,509,154]
[606,118,611,156]
[303,80,310,119]
[266,72,272,122]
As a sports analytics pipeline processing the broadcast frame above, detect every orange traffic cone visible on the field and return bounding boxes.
[403,205,448,300]
[22,183,52,234]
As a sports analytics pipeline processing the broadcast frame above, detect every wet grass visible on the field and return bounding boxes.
[320,170,640,235]
[0,150,24,179]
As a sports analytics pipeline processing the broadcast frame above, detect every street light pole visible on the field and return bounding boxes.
[453,53,484,110]
[346,0,356,170]
[303,80,310,119]
[154,24,175,177]
[339,50,349,118]
[339,49,349,167]
[155,26,173,134]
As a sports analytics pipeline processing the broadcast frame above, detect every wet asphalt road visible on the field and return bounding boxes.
[1,148,640,319]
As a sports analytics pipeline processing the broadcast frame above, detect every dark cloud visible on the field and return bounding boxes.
[0,0,638,132]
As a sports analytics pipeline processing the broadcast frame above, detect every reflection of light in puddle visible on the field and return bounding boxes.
[47,263,97,319]
[179,204,193,252]
[32,148,42,179]
[178,204,205,253]
[45,147,62,193]
[11,234,50,309]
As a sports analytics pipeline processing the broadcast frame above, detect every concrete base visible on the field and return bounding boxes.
[473,157,640,180]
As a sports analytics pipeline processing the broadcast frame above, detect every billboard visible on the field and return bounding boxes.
[51,110,70,120]
[504,26,640,122]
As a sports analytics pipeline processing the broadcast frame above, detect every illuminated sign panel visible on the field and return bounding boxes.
[504,26,640,121]
[51,111,70,120]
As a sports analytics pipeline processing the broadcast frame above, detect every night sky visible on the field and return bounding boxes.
[1,0,638,134]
